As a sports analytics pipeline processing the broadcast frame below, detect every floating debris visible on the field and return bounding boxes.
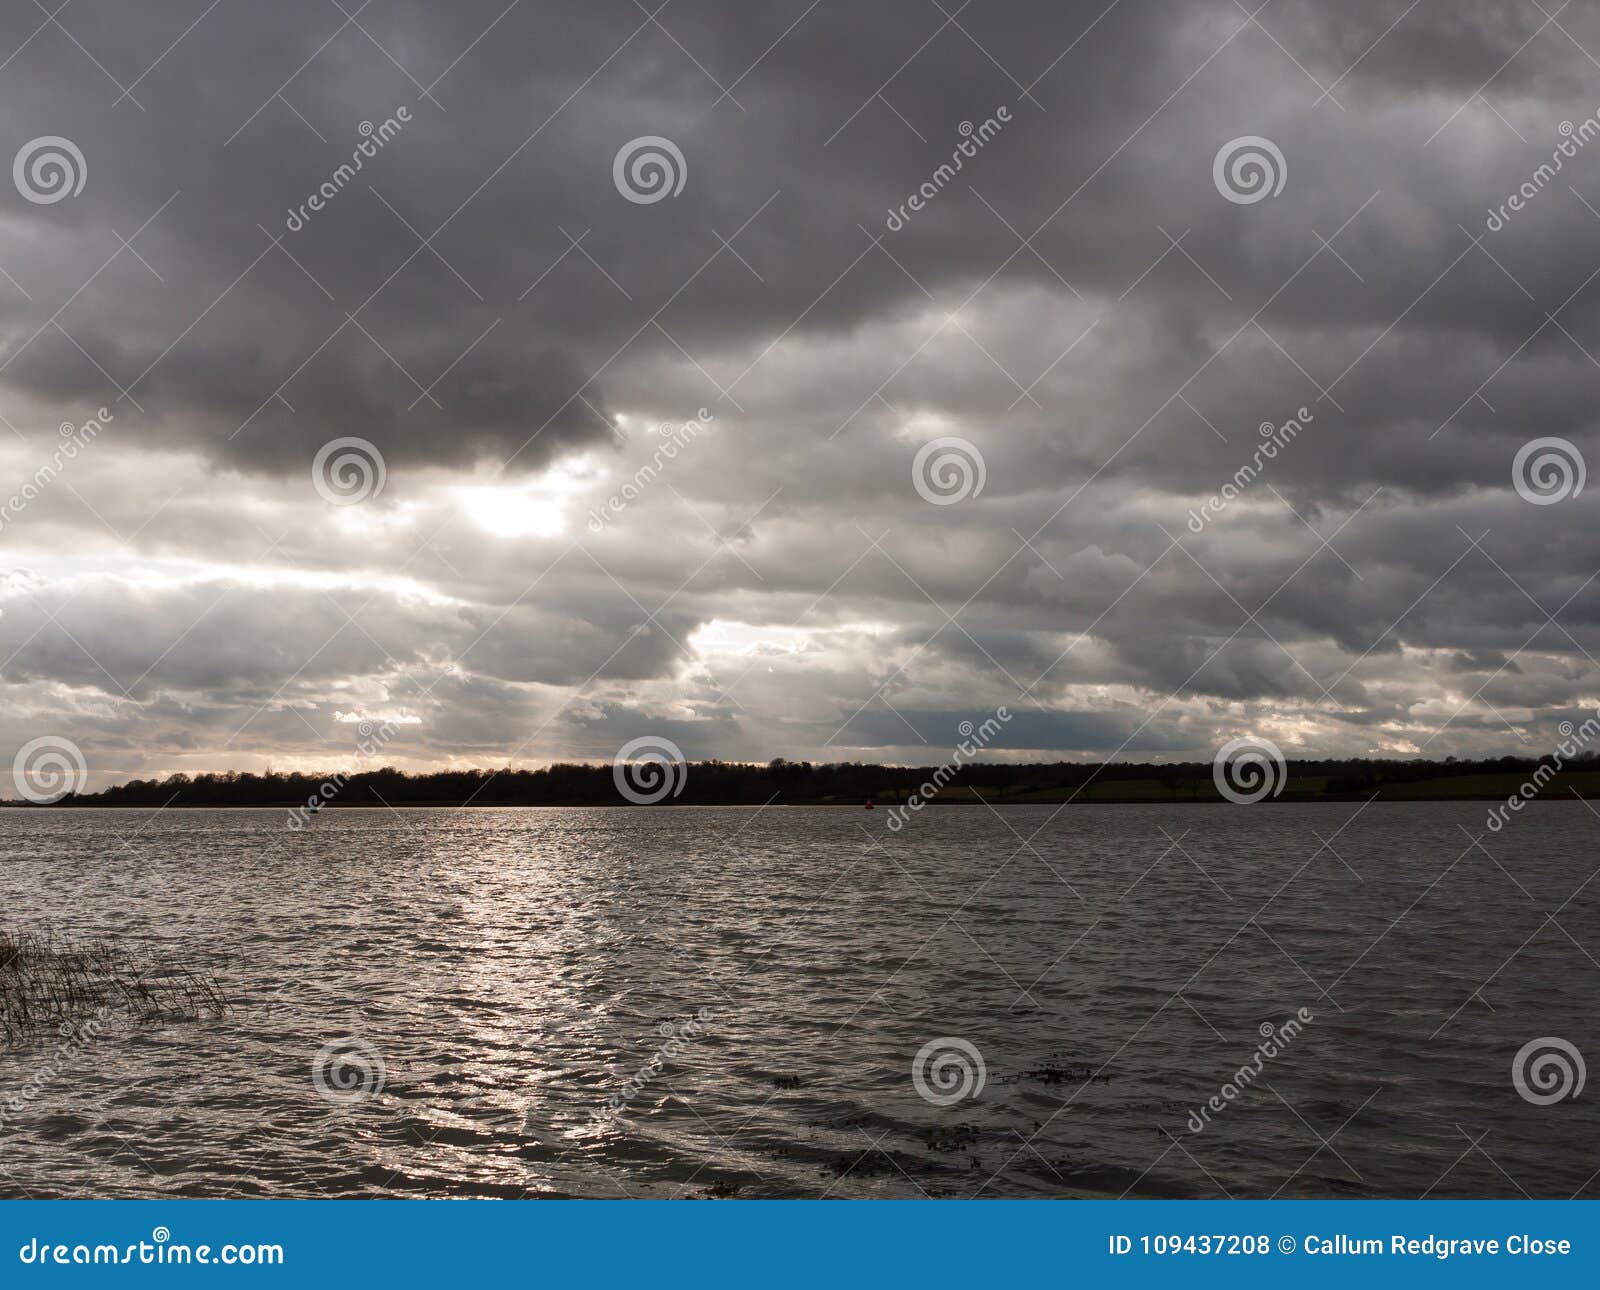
[924,1123,981,1152]
[1011,1063,1113,1086]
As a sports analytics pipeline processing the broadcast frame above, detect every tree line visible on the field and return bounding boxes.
[18,750,1597,807]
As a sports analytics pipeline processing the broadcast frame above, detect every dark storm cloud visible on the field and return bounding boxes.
[1270,0,1591,98]
[4,0,1593,489]
[0,0,1270,471]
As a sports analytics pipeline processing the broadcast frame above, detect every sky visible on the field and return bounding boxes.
[1,0,1598,791]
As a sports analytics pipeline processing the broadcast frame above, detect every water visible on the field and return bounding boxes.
[0,802,1594,1199]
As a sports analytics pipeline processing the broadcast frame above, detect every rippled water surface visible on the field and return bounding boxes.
[1,803,1595,1199]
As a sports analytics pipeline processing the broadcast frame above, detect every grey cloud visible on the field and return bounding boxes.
[2,0,1598,780]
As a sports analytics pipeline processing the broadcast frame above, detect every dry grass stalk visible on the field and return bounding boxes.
[0,928,226,1042]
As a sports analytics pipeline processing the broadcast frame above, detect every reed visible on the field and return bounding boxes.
[0,928,226,1041]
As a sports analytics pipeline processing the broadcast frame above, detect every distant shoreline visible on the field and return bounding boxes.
[10,755,1596,811]
[5,791,1595,808]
